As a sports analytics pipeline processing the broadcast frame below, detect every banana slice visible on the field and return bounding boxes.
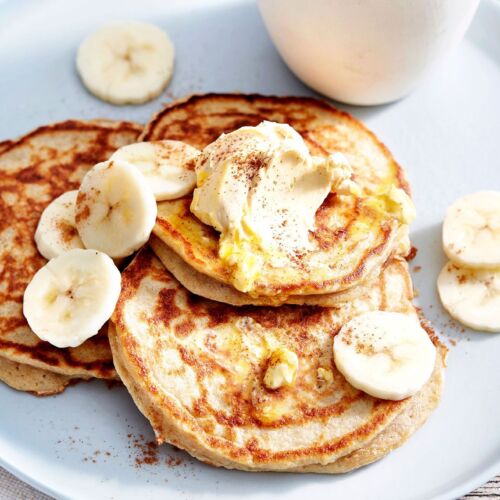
[333,311,436,401]
[23,249,121,348]
[111,141,200,201]
[35,190,84,260]
[75,159,157,258]
[443,191,500,268]
[438,261,500,332]
[76,22,175,105]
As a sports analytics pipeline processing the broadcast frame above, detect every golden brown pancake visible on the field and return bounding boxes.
[0,119,141,379]
[0,356,74,396]
[149,233,410,307]
[143,94,410,298]
[109,248,444,471]
[140,94,408,197]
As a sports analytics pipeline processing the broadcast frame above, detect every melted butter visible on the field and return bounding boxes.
[317,367,333,385]
[364,185,415,224]
[233,359,251,384]
[255,400,290,424]
[165,211,217,249]
[263,347,299,390]
[210,323,253,384]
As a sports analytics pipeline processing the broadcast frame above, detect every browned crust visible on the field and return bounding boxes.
[0,140,13,154]
[0,119,142,154]
[0,329,116,379]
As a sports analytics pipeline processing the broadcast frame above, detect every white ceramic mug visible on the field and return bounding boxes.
[257,0,480,105]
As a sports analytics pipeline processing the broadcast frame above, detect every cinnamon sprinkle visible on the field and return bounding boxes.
[406,246,418,261]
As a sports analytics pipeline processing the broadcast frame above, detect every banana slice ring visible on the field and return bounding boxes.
[438,261,500,333]
[23,249,121,348]
[333,311,436,400]
[77,22,175,105]
[75,159,157,258]
[35,190,83,260]
[111,141,200,201]
[443,191,500,269]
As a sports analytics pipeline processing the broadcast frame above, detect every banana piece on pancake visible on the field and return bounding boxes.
[0,119,141,379]
[149,234,412,307]
[0,356,74,396]
[111,140,200,201]
[35,190,84,260]
[333,311,436,400]
[23,249,121,348]
[75,159,157,258]
[109,247,444,471]
[143,94,412,298]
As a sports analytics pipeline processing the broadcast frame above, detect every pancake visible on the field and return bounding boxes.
[0,356,74,396]
[144,94,410,298]
[109,247,443,471]
[149,233,411,307]
[294,353,444,473]
[0,119,142,379]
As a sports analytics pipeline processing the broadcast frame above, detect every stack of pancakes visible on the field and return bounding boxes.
[0,119,141,394]
[0,94,445,472]
[111,94,445,472]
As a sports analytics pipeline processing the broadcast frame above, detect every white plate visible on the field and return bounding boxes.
[1,0,500,498]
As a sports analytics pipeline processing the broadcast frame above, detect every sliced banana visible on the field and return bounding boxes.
[35,190,84,260]
[23,249,121,348]
[443,191,500,269]
[75,159,157,258]
[333,311,436,401]
[111,141,200,201]
[438,261,500,332]
[76,21,175,105]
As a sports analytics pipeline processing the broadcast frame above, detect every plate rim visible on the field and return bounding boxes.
[1,0,500,498]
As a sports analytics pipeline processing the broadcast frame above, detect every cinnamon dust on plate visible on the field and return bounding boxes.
[128,433,184,468]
